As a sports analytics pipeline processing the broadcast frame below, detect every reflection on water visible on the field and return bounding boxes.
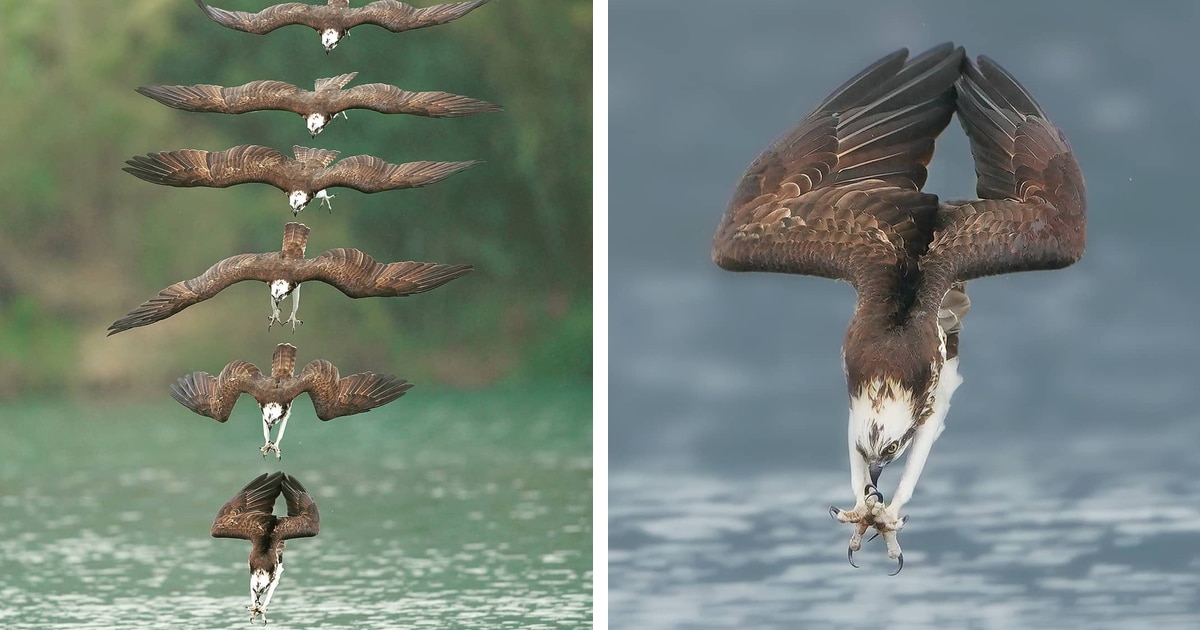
[611,421,1200,629]
[0,388,591,629]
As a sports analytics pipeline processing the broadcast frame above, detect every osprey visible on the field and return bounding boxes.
[171,342,412,458]
[712,45,1086,573]
[136,72,502,136]
[211,472,319,624]
[193,0,491,52]
[123,144,477,214]
[107,222,473,334]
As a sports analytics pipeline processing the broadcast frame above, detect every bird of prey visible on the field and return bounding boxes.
[712,44,1086,574]
[193,0,491,53]
[107,222,473,334]
[212,472,319,624]
[136,72,502,137]
[123,144,478,215]
[172,342,412,458]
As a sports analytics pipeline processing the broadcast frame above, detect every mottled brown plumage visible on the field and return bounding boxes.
[106,221,473,335]
[171,342,411,423]
[714,46,1085,572]
[194,0,491,51]
[136,72,501,135]
[212,472,319,622]
[123,144,478,214]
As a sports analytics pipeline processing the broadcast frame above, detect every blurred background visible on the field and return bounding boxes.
[0,0,591,396]
[0,1,592,627]
[611,1,1200,628]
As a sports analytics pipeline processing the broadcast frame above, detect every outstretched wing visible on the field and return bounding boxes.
[171,360,263,422]
[337,83,502,118]
[303,248,473,298]
[347,0,490,32]
[135,80,303,114]
[920,55,1086,287]
[107,253,276,335]
[299,359,412,421]
[194,0,318,34]
[274,474,320,540]
[313,156,478,193]
[712,44,963,295]
[212,472,283,540]
[123,145,290,190]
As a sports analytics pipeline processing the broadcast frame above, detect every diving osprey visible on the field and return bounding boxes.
[193,0,491,53]
[123,144,477,215]
[171,342,412,458]
[713,45,1086,574]
[212,472,319,624]
[107,222,473,334]
[136,72,502,137]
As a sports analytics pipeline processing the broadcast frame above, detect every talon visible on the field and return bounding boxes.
[847,546,858,569]
[864,484,883,503]
[888,553,904,576]
[898,515,909,529]
[829,506,841,521]
[866,531,880,544]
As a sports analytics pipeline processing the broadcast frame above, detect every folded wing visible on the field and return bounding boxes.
[300,359,412,421]
[171,360,263,422]
[211,471,284,539]
[274,474,320,540]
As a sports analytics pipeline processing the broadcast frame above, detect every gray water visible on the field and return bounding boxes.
[0,388,591,628]
[610,1,1200,627]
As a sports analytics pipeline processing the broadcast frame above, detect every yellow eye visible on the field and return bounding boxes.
[884,441,899,456]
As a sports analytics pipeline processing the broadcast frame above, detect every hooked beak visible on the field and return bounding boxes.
[868,462,883,488]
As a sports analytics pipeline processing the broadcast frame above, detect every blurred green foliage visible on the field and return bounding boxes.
[0,0,592,399]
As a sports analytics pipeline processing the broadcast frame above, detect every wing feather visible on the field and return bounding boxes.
[337,83,502,118]
[313,156,478,193]
[107,254,275,335]
[135,81,303,114]
[713,44,963,295]
[274,474,320,540]
[194,0,319,33]
[299,359,412,421]
[170,360,262,422]
[212,472,283,540]
[303,248,473,298]
[346,0,490,32]
[123,145,290,189]
[919,55,1085,291]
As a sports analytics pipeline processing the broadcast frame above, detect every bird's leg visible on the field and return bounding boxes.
[315,189,334,213]
[270,411,289,461]
[258,566,282,622]
[267,294,283,331]
[260,419,275,459]
[285,284,303,333]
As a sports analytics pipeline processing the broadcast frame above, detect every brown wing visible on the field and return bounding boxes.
[302,248,473,298]
[920,55,1086,289]
[123,145,291,190]
[346,0,490,32]
[171,360,263,422]
[337,83,502,118]
[135,80,303,114]
[194,0,320,34]
[212,472,284,540]
[712,44,963,296]
[313,155,478,193]
[299,359,412,421]
[107,253,278,335]
[273,474,320,540]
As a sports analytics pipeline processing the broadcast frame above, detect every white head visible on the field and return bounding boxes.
[261,402,290,429]
[305,113,327,136]
[321,28,341,52]
[269,279,293,304]
[287,190,310,214]
[848,377,921,489]
[250,567,273,603]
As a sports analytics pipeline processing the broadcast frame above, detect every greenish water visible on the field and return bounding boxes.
[0,386,592,629]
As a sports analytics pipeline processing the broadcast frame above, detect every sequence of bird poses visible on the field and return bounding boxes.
[713,44,1086,574]
[115,0,495,621]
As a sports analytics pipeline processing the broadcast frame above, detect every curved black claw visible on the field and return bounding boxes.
[888,553,904,576]
[847,546,859,569]
[864,485,883,503]
[866,531,880,544]
[829,506,841,521]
